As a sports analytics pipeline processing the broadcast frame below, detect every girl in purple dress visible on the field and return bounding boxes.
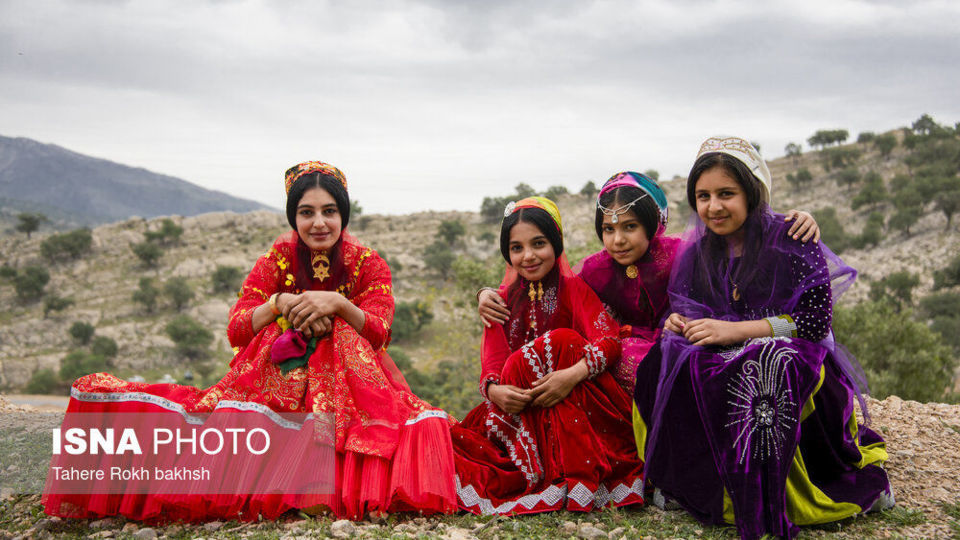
[634,136,892,540]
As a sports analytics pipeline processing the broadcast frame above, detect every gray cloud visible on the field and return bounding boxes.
[1,0,958,214]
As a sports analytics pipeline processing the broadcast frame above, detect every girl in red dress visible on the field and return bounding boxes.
[452,196,644,515]
[43,161,457,521]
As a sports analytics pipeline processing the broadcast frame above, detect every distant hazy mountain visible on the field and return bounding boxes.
[0,135,274,225]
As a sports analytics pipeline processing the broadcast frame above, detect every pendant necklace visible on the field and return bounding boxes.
[625,264,638,279]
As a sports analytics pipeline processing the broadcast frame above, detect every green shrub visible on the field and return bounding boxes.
[888,182,923,236]
[350,200,363,217]
[132,241,163,268]
[15,213,45,238]
[40,228,92,262]
[834,301,956,402]
[579,181,598,196]
[423,241,456,279]
[835,166,861,187]
[453,256,502,294]
[643,169,660,181]
[69,321,95,345]
[392,301,434,342]
[811,207,848,253]
[59,351,109,383]
[91,336,119,359]
[920,291,960,319]
[874,133,897,156]
[25,369,60,394]
[0,265,16,280]
[851,212,884,249]
[13,266,50,301]
[43,294,74,318]
[144,218,183,245]
[933,255,960,290]
[930,316,960,354]
[857,132,876,144]
[543,185,569,200]
[480,196,511,224]
[132,277,160,313]
[165,315,214,360]
[822,147,861,171]
[211,265,244,294]
[164,277,195,311]
[868,271,919,310]
[514,183,536,199]
[851,172,886,210]
[437,220,466,245]
[786,168,813,187]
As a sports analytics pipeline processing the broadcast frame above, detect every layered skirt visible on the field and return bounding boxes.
[43,322,457,522]
[453,328,644,515]
[634,336,892,540]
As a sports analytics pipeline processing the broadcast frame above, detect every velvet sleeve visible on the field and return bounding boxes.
[478,288,512,399]
[227,245,287,349]
[568,277,622,378]
[348,250,395,351]
[784,241,833,342]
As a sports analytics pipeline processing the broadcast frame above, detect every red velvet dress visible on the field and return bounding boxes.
[43,231,457,522]
[452,272,644,514]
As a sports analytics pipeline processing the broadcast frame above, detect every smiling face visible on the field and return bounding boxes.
[508,220,557,282]
[601,209,650,266]
[295,187,342,251]
[694,165,749,239]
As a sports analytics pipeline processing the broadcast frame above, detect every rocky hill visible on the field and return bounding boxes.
[0,124,958,400]
[0,135,272,228]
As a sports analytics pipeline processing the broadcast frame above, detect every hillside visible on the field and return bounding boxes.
[0,135,272,228]
[0,120,958,408]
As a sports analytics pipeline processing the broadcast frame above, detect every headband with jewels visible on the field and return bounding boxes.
[696,136,771,202]
[284,161,348,195]
[503,196,562,233]
[597,171,669,232]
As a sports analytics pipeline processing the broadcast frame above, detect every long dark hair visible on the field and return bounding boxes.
[594,185,660,242]
[285,173,351,292]
[686,152,770,304]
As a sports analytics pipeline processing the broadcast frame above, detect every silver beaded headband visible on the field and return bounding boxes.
[597,194,648,224]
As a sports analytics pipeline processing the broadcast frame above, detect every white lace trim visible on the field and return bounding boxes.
[456,475,642,515]
[70,389,329,430]
[405,409,448,425]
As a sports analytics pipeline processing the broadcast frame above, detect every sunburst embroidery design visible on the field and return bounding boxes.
[725,340,798,465]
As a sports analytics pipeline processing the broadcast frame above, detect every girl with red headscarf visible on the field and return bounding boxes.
[452,196,644,515]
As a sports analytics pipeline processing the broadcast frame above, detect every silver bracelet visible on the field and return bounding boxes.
[765,315,798,338]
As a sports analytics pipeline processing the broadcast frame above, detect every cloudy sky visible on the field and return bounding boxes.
[1,0,958,214]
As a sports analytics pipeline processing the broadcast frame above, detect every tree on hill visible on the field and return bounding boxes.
[835,166,860,188]
[912,113,944,136]
[436,220,465,245]
[543,185,569,200]
[888,181,923,237]
[807,129,849,150]
[166,315,214,360]
[851,172,886,210]
[834,301,956,402]
[69,321,95,345]
[869,271,920,311]
[350,200,363,217]
[132,241,163,268]
[874,133,898,157]
[857,132,876,144]
[43,294,74,318]
[811,207,848,253]
[40,229,93,262]
[15,213,45,238]
[933,254,960,290]
[91,336,119,360]
[392,301,434,342]
[13,266,50,302]
[514,183,537,199]
[211,265,244,294]
[930,175,960,231]
[423,241,455,279]
[132,277,160,313]
[164,277,195,311]
[143,218,183,245]
[851,212,884,249]
[579,181,598,196]
[643,169,660,181]
[784,142,802,164]
[786,168,813,188]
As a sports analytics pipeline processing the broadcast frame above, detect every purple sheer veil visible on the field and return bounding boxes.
[644,208,871,487]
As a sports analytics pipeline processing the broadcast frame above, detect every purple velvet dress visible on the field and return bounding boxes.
[634,212,892,540]
[577,235,680,392]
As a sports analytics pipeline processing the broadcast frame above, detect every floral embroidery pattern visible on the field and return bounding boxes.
[725,339,798,464]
